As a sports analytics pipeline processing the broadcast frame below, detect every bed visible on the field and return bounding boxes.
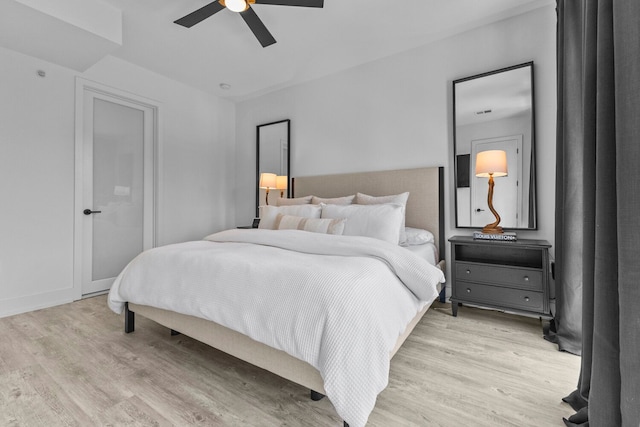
[108,166,445,427]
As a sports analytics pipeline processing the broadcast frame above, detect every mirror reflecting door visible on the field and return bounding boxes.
[453,62,536,230]
[470,135,522,227]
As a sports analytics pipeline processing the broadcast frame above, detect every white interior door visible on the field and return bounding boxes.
[78,87,155,296]
[471,135,523,228]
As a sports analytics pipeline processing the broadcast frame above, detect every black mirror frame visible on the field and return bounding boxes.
[452,62,537,230]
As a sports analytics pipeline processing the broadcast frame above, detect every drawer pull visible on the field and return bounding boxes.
[466,269,471,274]
[523,276,530,282]
[466,288,471,293]
[524,296,530,302]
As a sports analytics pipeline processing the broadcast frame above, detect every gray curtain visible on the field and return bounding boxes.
[555,0,640,426]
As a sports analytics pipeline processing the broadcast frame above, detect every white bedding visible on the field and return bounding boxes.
[403,242,439,266]
[108,229,445,427]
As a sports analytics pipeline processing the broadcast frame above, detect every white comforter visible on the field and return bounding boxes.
[108,229,445,427]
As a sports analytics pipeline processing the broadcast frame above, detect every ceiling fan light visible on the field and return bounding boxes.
[226,0,247,12]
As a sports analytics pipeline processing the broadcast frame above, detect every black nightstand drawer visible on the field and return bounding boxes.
[449,236,552,318]
[455,262,543,290]
[456,282,544,312]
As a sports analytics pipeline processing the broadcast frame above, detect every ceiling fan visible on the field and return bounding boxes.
[174,0,324,48]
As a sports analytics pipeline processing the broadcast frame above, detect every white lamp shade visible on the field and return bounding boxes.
[225,0,247,12]
[276,175,288,190]
[475,150,508,178]
[259,172,277,189]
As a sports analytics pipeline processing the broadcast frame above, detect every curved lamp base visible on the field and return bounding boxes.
[482,174,504,234]
[481,225,504,234]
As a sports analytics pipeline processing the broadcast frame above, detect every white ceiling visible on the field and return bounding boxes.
[456,64,533,126]
[98,0,551,101]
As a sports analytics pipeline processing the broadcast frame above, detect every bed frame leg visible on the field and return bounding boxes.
[124,303,135,333]
[311,391,345,427]
[170,329,181,336]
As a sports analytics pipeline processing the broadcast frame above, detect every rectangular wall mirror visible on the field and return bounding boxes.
[453,62,537,230]
[256,119,290,216]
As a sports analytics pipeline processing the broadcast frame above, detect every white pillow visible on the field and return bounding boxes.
[274,214,346,235]
[403,227,435,246]
[276,196,312,206]
[258,204,322,229]
[355,192,409,244]
[321,204,404,244]
[311,195,355,205]
[355,192,410,206]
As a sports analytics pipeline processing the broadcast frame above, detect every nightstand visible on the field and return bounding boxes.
[237,219,260,229]
[449,236,553,319]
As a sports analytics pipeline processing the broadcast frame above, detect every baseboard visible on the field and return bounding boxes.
[0,288,77,318]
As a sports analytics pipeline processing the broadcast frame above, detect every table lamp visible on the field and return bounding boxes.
[475,150,508,234]
[259,173,277,205]
[276,175,288,198]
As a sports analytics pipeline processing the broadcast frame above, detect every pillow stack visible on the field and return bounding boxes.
[260,191,412,245]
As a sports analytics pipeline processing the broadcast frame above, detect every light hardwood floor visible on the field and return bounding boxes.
[0,296,580,426]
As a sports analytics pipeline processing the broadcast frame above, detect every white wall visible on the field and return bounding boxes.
[234,6,557,291]
[0,48,236,317]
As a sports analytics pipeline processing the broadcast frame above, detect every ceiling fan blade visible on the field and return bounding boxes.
[240,7,277,47]
[174,1,225,28]
[252,0,324,7]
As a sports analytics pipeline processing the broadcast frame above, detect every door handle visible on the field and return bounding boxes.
[83,209,102,215]
[475,208,485,212]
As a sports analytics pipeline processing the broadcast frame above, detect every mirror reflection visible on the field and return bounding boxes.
[256,119,290,215]
[453,62,536,229]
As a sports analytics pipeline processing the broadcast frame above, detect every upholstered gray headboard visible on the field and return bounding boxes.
[292,167,445,259]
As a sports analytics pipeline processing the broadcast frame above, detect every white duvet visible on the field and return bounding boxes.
[108,229,445,427]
